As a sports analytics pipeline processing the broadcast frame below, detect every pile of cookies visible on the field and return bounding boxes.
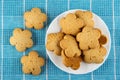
[46,10,107,70]
[10,8,47,75]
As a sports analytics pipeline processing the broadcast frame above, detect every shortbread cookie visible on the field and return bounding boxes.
[60,13,84,35]
[60,35,81,57]
[10,28,33,52]
[83,46,107,63]
[21,51,45,75]
[61,50,82,70]
[46,32,64,55]
[75,10,94,27]
[99,35,107,45]
[24,8,47,30]
[76,27,101,50]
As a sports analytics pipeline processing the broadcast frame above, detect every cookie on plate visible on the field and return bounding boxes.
[75,10,94,27]
[99,35,107,45]
[60,35,81,57]
[60,13,84,35]
[46,32,64,55]
[76,27,101,50]
[83,46,107,63]
[61,50,82,70]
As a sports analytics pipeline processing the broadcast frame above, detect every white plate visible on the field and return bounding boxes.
[45,9,111,74]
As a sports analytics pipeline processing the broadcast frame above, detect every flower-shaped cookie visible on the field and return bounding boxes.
[21,51,45,75]
[83,46,107,63]
[60,13,84,35]
[24,8,47,30]
[61,50,82,70]
[75,10,94,27]
[76,27,101,50]
[46,32,64,55]
[60,35,81,57]
[10,28,33,52]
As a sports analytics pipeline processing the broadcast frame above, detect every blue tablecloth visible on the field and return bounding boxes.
[0,0,120,80]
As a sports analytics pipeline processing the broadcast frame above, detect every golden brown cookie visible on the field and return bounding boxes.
[83,46,107,63]
[10,28,33,52]
[99,35,107,45]
[75,10,94,27]
[61,50,82,70]
[24,8,47,30]
[60,35,81,57]
[21,51,45,75]
[46,32,64,55]
[76,27,101,50]
[59,13,84,35]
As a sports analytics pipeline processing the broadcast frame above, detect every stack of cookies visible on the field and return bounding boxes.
[46,10,107,70]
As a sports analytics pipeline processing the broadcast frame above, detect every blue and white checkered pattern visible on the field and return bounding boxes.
[0,0,120,80]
